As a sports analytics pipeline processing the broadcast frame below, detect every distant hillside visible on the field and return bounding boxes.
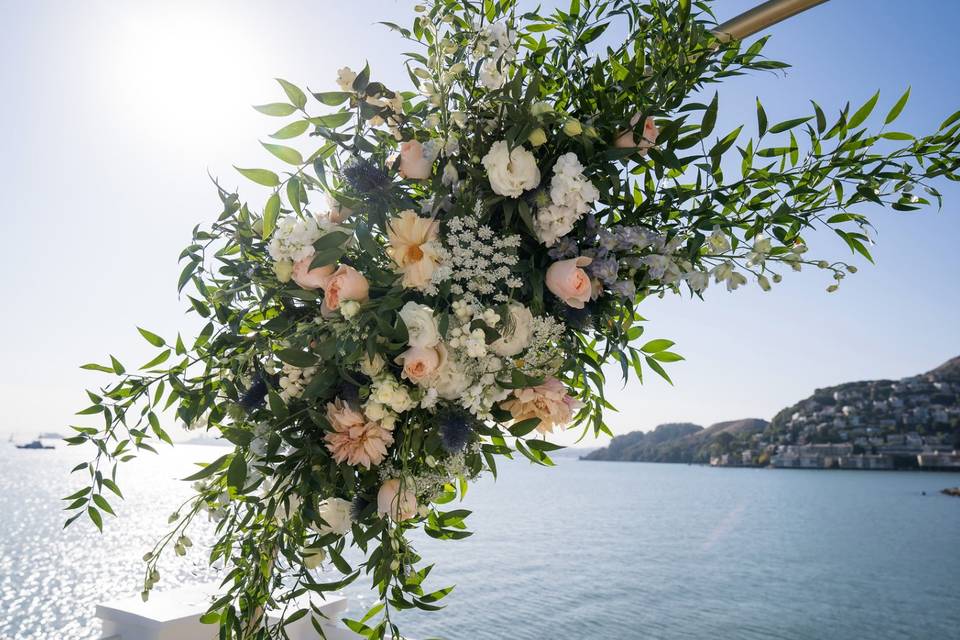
[584,419,768,463]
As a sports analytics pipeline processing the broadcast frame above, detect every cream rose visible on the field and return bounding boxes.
[430,355,471,400]
[377,478,418,521]
[490,302,534,357]
[396,344,445,385]
[398,140,433,180]
[481,140,540,198]
[399,301,441,348]
[545,256,593,308]
[500,377,582,434]
[321,265,369,310]
[314,498,352,536]
[387,210,442,290]
[291,255,335,291]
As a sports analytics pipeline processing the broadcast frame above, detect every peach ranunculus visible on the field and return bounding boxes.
[291,254,335,290]
[500,377,582,434]
[614,114,659,155]
[386,210,442,290]
[321,264,369,310]
[398,140,433,180]
[395,343,447,386]
[377,478,418,521]
[545,256,593,308]
[324,397,394,469]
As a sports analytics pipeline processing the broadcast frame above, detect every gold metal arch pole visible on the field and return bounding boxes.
[712,0,831,42]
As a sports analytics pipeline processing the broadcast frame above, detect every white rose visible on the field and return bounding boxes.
[490,303,534,357]
[360,353,385,378]
[481,140,541,198]
[340,300,361,320]
[431,356,471,400]
[314,498,352,536]
[399,301,441,348]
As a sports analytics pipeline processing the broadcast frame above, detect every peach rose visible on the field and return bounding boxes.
[324,397,394,469]
[395,343,447,385]
[387,210,442,290]
[545,256,593,308]
[614,114,658,155]
[500,377,582,434]
[291,254,335,290]
[398,140,433,180]
[321,264,369,310]
[377,478,418,521]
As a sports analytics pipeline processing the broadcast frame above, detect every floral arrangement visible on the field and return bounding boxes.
[64,1,960,638]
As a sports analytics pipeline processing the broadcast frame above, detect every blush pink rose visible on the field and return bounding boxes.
[291,254,335,290]
[398,140,433,180]
[324,194,353,223]
[395,344,446,385]
[500,377,582,434]
[614,114,658,155]
[321,265,369,310]
[377,478,418,521]
[545,256,593,308]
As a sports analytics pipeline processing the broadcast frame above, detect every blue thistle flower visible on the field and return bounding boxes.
[350,495,370,522]
[239,374,268,411]
[341,157,389,194]
[439,409,474,453]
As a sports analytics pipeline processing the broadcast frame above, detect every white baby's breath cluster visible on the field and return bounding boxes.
[446,209,521,301]
[442,297,511,418]
[514,315,566,378]
[534,153,599,246]
[278,363,317,402]
[377,445,480,502]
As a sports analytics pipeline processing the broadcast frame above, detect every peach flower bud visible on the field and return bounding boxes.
[614,114,659,155]
[377,478,418,521]
[398,140,433,180]
[396,345,444,384]
[321,264,369,310]
[291,254,335,290]
[325,194,353,223]
[545,256,593,309]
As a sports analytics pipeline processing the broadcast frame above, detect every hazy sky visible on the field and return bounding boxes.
[1,1,958,446]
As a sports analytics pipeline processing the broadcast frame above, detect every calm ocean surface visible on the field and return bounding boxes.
[1,443,958,640]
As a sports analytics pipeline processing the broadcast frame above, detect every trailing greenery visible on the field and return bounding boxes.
[63,1,960,638]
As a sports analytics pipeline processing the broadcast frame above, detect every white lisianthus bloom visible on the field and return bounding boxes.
[442,162,459,187]
[399,301,440,348]
[268,216,324,262]
[490,302,534,357]
[707,226,730,254]
[481,140,541,198]
[430,356,471,400]
[314,498,352,536]
[336,67,357,92]
[479,58,506,89]
[684,270,709,294]
[534,203,577,247]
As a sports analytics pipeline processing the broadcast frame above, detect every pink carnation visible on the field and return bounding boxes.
[323,398,393,468]
[500,377,582,434]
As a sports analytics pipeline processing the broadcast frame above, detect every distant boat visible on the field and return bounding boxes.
[37,431,64,440]
[16,440,54,450]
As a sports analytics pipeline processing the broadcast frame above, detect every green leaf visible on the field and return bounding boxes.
[768,117,811,134]
[80,362,114,374]
[140,349,171,370]
[137,328,165,347]
[651,351,684,363]
[848,90,879,129]
[885,87,910,124]
[276,78,306,109]
[263,193,280,239]
[308,112,353,129]
[253,102,297,117]
[640,339,674,353]
[235,167,280,187]
[227,454,247,490]
[276,348,318,367]
[507,418,541,438]
[261,142,303,165]
[92,494,115,516]
[270,120,310,140]
[701,92,718,137]
[102,478,124,499]
[312,230,350,252]
[87,506,103,532]
[109,356,125,375]
[311,91,352,106]
[181,454,230,481]
[756,97,767,137]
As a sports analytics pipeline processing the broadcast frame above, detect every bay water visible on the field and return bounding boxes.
[1,443,958,639]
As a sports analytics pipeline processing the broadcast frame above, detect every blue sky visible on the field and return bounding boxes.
[1,1,958,445]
